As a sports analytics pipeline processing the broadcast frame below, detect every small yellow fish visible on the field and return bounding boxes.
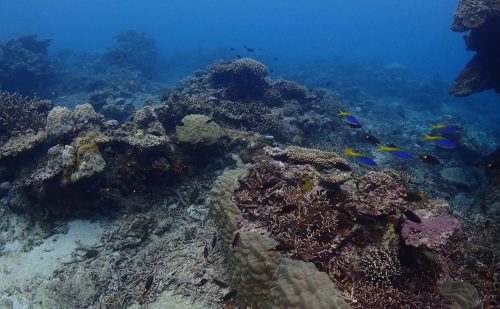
[431,124,448,129]
[337,111,352,116]
[377,145,403,152]
[421,134,446,141]
[344,148,365,157]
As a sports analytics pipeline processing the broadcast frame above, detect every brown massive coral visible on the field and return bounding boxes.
[449,0,500,96]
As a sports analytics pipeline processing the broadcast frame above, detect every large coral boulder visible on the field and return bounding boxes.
[175,114,223,146]
[449,0,500,96]
[210,58,269,100]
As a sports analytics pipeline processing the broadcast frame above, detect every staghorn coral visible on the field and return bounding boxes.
[0,91,49,141]
[359,246,401,288]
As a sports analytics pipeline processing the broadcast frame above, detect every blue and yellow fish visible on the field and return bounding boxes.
[421,134,457,149]
[338,110,361,128]
[344,148,377,166]
[377,145,414,159]
[431,124,460,134]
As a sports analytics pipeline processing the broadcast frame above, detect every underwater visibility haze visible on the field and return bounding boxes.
[0,0,499,308]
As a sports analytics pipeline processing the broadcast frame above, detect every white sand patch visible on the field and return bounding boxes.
[0,219,103,308]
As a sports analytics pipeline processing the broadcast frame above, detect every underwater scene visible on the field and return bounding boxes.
[0,0,499,308]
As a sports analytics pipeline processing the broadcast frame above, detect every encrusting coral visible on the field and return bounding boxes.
[175,114,223,146]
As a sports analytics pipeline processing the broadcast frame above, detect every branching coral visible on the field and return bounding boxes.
[359,246,401,288]
[339,171,406,216]
[0,91,49,141]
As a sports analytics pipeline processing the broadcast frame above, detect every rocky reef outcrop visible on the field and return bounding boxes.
[449,0,500,96]
[0,34,54,96]
[96,29,157,76]
[0,100,175,215]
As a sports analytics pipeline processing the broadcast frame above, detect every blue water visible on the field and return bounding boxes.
[1,0,469,79]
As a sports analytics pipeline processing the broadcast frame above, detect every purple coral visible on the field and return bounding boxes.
[401,214,461,249]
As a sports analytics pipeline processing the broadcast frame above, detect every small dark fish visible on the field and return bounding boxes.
[85,249,99,259]
[269,68,274,73]
[364,133,381,145]
[420,154,440,165]
[211,232,217,250]
[387,143,399,148]
[268,243,295,252]
[480,220,491,230]
[403,208,422,223]
[276,204,297,214]
[273,57,278,61]
[147,76,152,80]
[212,278,229,288]
[326,82,332,85]
[229,47,236,51]
[333,161,352,172]
[222,289,238,302]
[195,278,208,287]
[402,191,425,202]
[116,53,125,62]
[236,54,242,59]
[203,244,209,259]
[231,232,240,249]
[142,275,154,296]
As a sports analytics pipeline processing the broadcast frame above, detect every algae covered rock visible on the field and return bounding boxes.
[176,114,223,145]
[70,131,106,182]
[45,106,75,141]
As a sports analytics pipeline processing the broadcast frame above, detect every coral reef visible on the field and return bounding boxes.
[0,102,175,215]
[209,164,350,309]
[210,57,269,100]
[0,92,50,142]
[229,147,495,308]
[98,29,157,75]
[449,0,500,96]
[0,34,54,95]
[159,58,328,141]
